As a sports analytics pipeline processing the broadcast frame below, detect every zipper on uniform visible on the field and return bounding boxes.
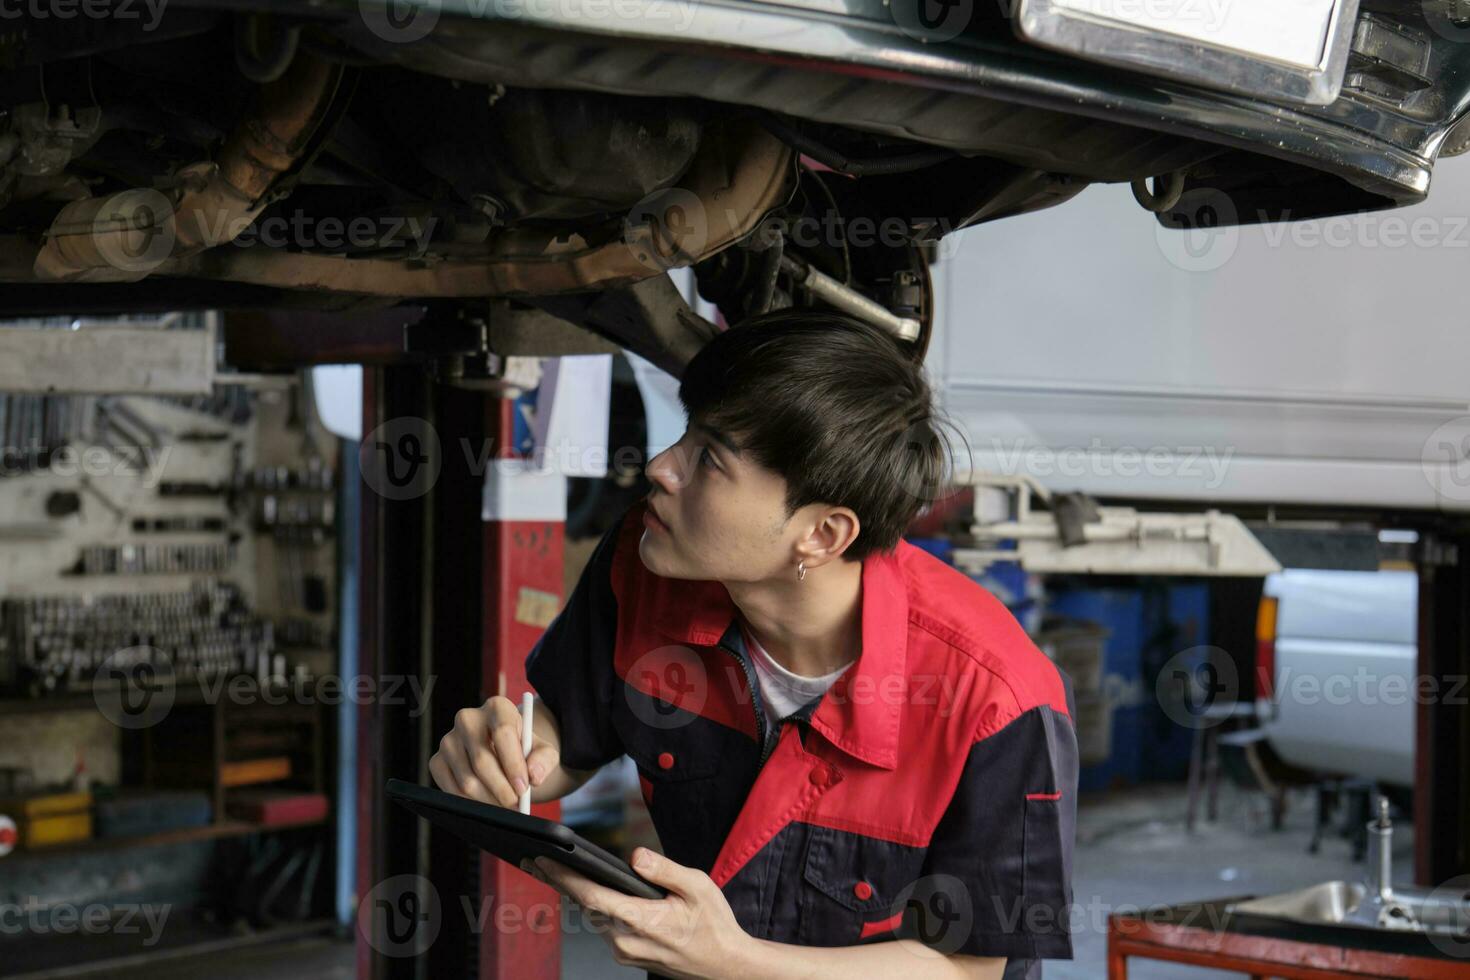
[720,631,779,766]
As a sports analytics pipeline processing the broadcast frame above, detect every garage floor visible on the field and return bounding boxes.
[99,781,1409,980]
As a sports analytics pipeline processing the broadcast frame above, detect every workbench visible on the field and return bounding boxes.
[1108,898,1468,978]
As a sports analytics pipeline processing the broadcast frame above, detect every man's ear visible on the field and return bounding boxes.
[798,507,860,566]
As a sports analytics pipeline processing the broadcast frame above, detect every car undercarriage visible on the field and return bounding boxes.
[1,1,1468,371]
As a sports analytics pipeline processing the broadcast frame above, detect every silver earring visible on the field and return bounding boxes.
[797,561,807,581]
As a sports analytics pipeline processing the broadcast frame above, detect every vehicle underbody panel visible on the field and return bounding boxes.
[0,0,1466,366]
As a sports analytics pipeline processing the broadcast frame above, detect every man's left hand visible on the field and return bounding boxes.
[526,848,752,979]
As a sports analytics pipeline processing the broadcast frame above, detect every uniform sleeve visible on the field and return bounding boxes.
[910,701,1079,965]
[523,513,628,772]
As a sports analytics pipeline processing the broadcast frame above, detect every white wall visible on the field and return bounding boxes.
[928,156,1470,510]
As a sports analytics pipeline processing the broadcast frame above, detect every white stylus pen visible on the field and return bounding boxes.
[519,692,534,814]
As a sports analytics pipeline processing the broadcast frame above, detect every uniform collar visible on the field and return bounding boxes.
[654,546,908,770]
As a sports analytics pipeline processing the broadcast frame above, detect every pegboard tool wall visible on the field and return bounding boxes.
[0,370,340,790]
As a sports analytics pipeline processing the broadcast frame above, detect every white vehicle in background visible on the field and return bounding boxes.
[1257,569,1418,788]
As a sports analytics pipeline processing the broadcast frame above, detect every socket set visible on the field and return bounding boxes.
[0,581,275,697]
[70,540,239,576]
[0,393,82,476]
[247,464,334,492]
[255,494,335,530]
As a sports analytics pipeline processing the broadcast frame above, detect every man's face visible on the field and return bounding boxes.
[638,421,797,583]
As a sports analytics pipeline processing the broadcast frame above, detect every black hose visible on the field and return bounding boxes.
[750,234,784,316]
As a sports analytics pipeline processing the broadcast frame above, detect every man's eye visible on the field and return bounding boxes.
[698,446,717,469]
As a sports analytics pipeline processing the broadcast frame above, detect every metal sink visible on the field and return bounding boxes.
[1230,879,1470,939]
[1229,881,1366,926]
[1228,800,1470,940]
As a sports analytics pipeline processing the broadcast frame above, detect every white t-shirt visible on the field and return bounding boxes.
[740,620,855,728]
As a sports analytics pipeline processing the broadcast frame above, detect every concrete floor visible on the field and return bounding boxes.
[101,781,1407,979]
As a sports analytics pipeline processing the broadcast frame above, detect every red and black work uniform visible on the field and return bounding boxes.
[527,500,1078,979]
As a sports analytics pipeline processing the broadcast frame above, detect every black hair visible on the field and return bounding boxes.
[677,309,964,560]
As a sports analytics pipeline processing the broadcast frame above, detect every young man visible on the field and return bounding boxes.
[431,310,1078,979]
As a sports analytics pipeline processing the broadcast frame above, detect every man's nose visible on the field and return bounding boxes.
[646,445,689,490]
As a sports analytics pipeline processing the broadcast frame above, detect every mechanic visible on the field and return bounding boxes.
[431,309,1078,980]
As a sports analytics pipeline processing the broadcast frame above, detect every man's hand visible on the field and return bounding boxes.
[429,695,584,807]
[526,848,754,980]
[526,848,1005,980]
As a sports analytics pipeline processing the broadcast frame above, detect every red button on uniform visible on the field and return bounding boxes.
[809,767,831,788]
[657,752,675,770]
[853,881,873,901]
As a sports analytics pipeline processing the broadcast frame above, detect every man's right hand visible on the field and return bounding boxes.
[429,695,563,808]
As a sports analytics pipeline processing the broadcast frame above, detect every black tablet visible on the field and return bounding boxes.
[386,778,666,900]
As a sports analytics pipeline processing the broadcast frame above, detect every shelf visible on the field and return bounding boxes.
[0,686,217,716]
[0,679,325,717]
[13,815,326,858]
